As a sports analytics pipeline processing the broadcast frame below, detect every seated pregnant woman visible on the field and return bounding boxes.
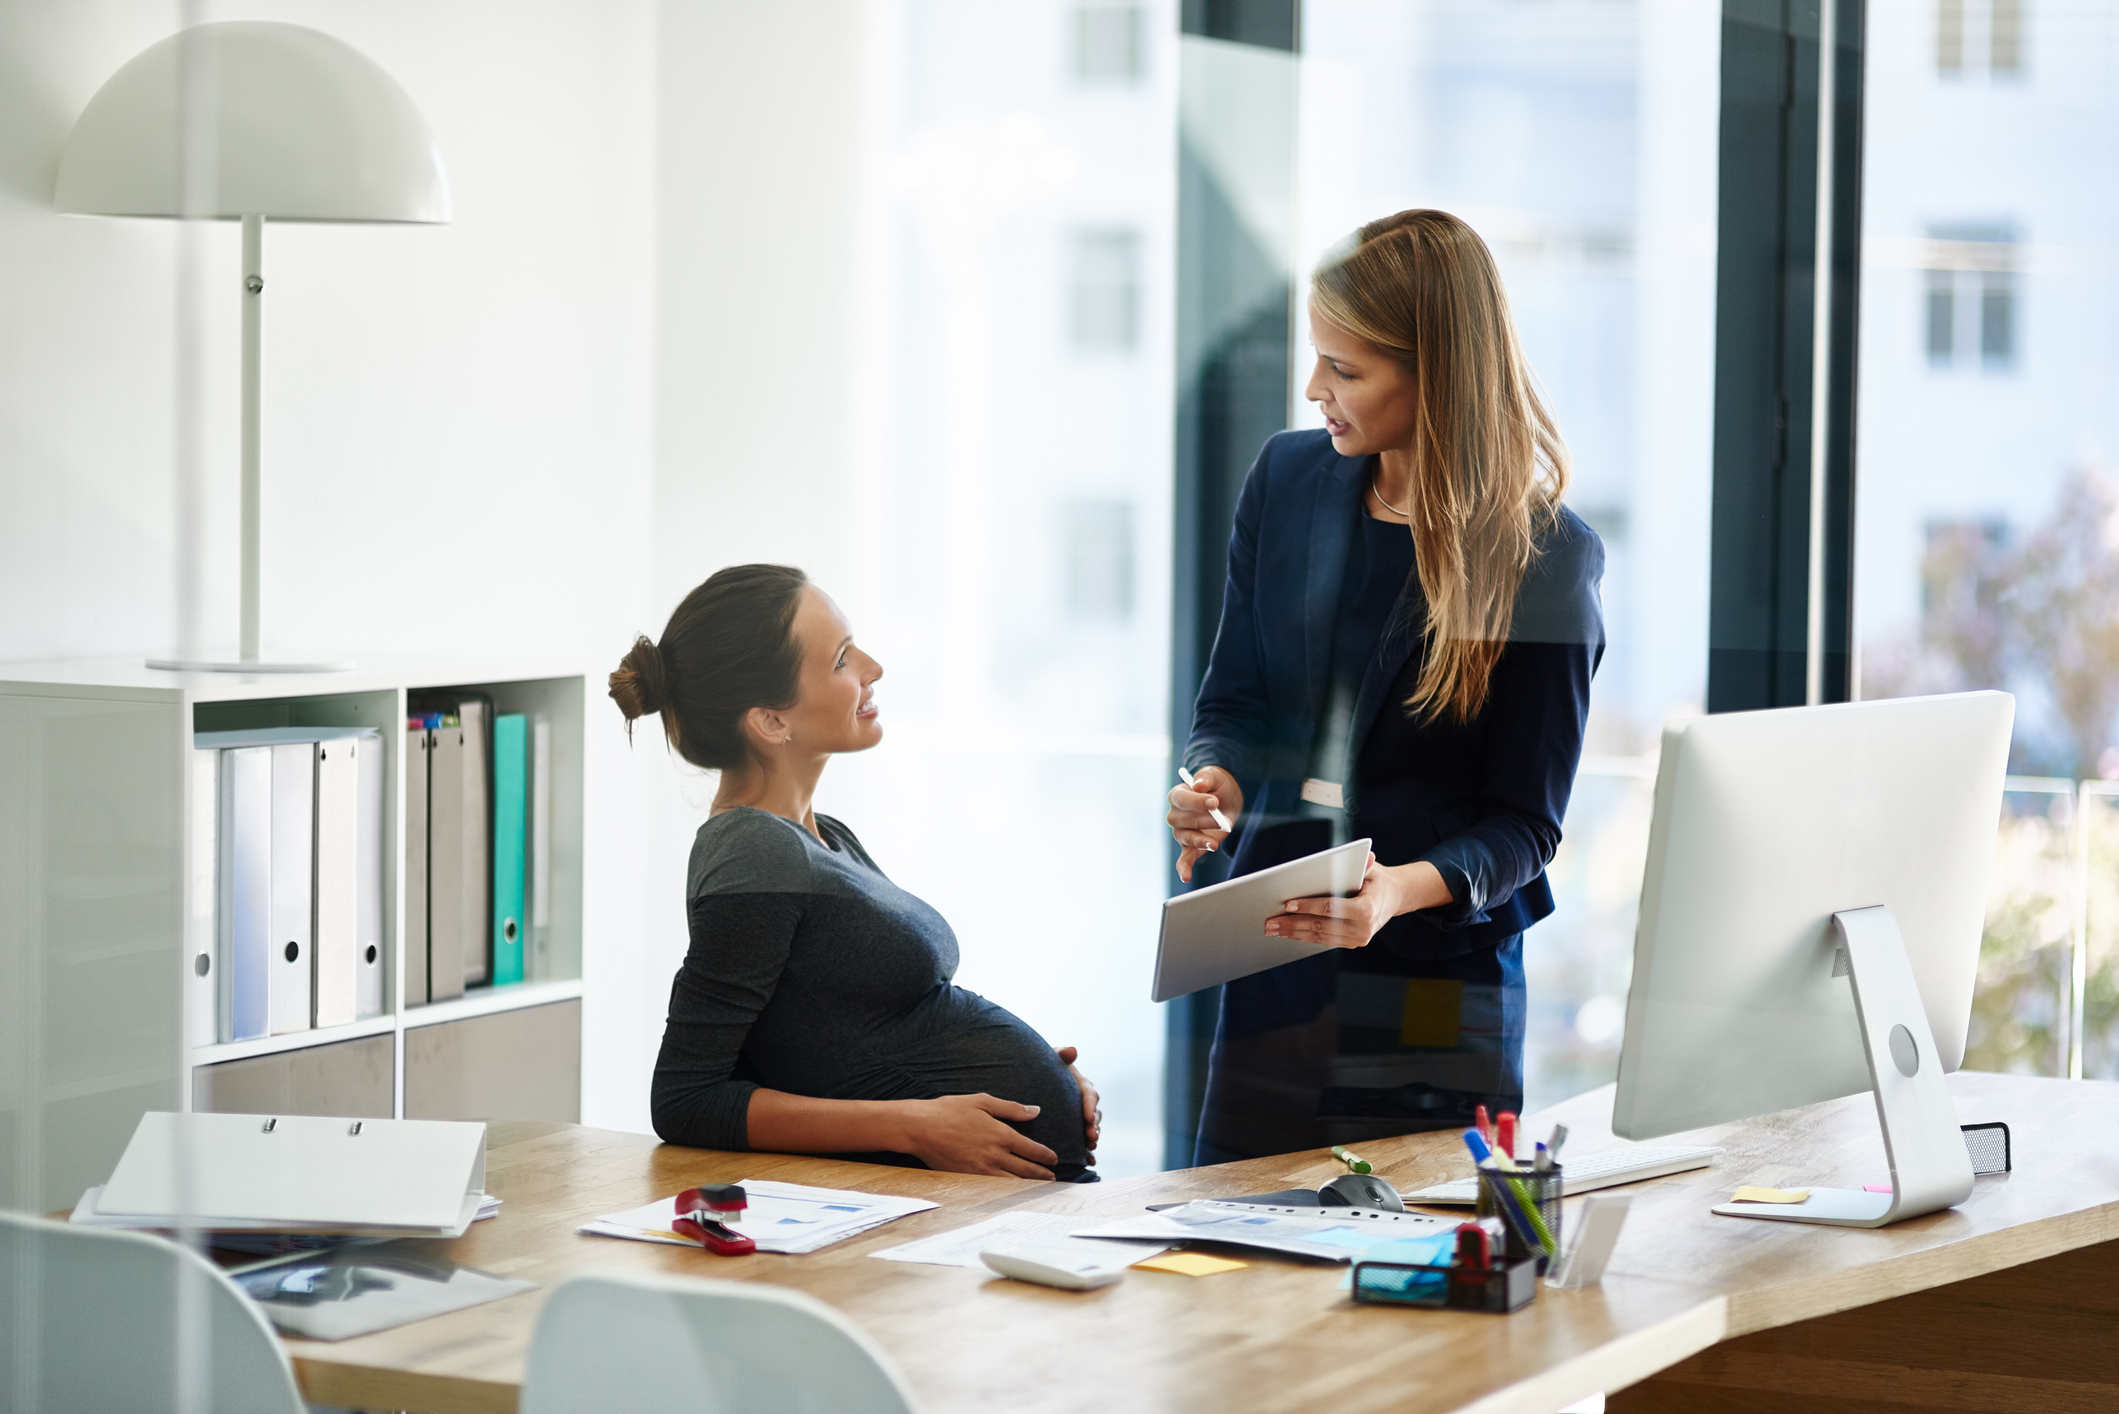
[610,564,1100,1181]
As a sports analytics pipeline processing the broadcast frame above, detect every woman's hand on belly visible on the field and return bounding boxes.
[1266,854,1454,950]
[1055,1046,1101,1157]
[898,1094,1060,1179]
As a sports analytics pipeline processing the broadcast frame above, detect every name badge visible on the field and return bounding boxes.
[1300,778,1345,810]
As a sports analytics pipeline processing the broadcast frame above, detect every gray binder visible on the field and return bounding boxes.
[355,728,385,1019]
[427,721,467,1003]
[458,700,491,988]
[405,724,431,1007]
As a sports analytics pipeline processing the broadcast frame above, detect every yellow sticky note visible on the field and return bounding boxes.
[1729,1186,1811,1204]
[1135,1252,1248,1277]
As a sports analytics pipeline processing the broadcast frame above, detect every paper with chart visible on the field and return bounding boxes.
[868,1209,1171,1269]
[1069,1199,1451,1262]
[581,1178,937,1254]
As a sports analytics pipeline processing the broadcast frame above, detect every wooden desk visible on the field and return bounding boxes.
[288,1072,2119,1414]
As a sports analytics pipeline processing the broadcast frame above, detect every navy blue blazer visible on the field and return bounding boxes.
[1182,429,1605,960]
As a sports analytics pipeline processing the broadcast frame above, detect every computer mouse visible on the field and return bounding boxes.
[1319,1173,1403,1211]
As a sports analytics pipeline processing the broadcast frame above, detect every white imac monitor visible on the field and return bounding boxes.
[1612,691,2013,1227]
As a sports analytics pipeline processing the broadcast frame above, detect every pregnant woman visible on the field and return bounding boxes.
[612,564,1099,1180]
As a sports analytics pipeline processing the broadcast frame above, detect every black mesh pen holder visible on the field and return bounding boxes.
[1350,1255,1540,1313]
[1474,1165,1563,1274]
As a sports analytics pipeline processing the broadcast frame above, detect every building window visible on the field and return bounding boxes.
[1924,225,2017,371]
[1937,0,2024,79]
[1072,4,1145,86]
[1070,228,1142,354]
[1061,500,1135,621]
[1937,0,1965,72]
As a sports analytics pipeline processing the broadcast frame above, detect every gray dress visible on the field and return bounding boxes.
[650,807,1093,1179]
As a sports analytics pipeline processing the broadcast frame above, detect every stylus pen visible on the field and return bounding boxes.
[1177,767,1232,832]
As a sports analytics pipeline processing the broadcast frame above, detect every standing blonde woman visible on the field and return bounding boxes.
[1165,210,1604,1163]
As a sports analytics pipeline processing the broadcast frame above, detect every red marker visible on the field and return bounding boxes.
[1497,1112,1518,1166]
[1474,1105,1494,1148]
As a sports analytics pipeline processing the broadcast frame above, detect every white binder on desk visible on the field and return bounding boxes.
[268,741,316,1034]
[85,1111,487,1237]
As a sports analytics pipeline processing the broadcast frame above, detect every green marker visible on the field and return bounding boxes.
[1331,1144,1372,1175]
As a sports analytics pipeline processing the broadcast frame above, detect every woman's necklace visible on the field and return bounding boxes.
[1368,477,1409,518]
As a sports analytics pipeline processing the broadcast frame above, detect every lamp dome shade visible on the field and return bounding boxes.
[55,21,449,222]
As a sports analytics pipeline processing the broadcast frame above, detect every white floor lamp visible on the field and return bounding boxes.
[56,22,450,672]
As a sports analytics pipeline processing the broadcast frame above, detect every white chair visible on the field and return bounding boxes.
[0,1210,305,1414]
[521,1269,922,1414]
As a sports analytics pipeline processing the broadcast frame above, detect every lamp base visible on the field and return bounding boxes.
[146,656,355,674]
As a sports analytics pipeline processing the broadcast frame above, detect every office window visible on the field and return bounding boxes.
[1937,0,2026,78]
[1860,0,2113,1080]
[1922,225,2017,370]
[1061,500,1136,620]
[1071,227,1143,353]
[1072,3,1146,85]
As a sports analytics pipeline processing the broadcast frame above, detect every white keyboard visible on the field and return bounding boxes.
[980,1238,1143,1291]
[1404,1145,1724,1205]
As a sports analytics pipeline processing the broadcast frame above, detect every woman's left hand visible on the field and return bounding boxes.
[1265,856,1451,950]
[1055,1046,1101,1158]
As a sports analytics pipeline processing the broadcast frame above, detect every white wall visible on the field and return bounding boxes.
[0,0,668,1134]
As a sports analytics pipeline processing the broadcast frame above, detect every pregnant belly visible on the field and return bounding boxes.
[833,1003,1090,1167]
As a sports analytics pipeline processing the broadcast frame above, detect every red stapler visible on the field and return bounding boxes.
[671,1183,755,1255]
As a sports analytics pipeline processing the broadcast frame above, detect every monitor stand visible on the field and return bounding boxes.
[1711,905,1975,1228]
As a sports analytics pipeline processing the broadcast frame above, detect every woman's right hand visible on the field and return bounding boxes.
[1168,765,1243,883]
[896,1094,1059,1179]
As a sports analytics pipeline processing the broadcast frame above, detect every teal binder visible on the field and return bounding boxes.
[492,713,528,986]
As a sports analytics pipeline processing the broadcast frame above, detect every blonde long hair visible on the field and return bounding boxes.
[1310,209,1570,723]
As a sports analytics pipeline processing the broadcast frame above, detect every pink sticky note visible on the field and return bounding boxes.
[1863,1183,1894,1193]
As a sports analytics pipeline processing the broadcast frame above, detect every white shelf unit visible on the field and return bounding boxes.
[0,657,586,1214]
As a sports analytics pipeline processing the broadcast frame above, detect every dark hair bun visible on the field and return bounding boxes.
[610,565,811,769]
[609,635,669,724]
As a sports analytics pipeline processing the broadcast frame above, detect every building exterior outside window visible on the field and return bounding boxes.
[1071,227,1143,352]
[1073,3,1146,85]
[1938,0,2025,77]
[1924,224,2018,370]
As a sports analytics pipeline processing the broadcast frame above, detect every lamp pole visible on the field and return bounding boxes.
[239,213,263,663]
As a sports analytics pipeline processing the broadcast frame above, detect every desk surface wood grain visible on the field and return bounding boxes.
[285,1071,2119,1414]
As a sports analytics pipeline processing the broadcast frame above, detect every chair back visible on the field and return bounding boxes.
[521,1269,921,1414]
[0,1211,305,1414]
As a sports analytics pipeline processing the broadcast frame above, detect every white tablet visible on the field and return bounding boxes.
[1150,838,1372,1002]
